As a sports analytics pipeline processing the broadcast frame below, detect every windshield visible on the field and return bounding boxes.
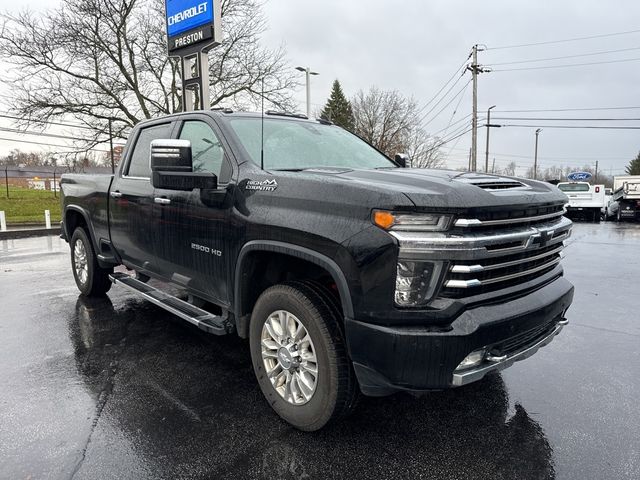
[558,183,590,192]
[228,117,395,170]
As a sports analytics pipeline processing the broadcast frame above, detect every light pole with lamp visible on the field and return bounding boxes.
[534,128,542,180]
[484,105,496,172]
[295,66,319,118]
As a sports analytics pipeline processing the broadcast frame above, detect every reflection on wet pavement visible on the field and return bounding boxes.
[1,223,639,479]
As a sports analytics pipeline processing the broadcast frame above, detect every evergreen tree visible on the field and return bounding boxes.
[321,80,355,131]
[625,151,640,175]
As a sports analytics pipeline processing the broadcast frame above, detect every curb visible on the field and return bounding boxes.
[0,227,62,240]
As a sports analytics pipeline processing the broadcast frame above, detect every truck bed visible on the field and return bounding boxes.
[60,173,114,244]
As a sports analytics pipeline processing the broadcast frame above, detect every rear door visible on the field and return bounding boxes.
[152,114,237,305]
[109,121,175,272]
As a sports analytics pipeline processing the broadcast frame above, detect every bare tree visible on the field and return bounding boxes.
[502,161,517,177]
[404,128,445,169]
[0,0,298,149]
[351,87,443,168]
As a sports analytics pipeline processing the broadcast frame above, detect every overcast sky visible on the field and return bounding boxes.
[2,0,640,176]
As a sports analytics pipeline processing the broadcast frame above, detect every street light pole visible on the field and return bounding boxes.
[534,128,542,180]
[295,66,319,118]
[485,105,496,172]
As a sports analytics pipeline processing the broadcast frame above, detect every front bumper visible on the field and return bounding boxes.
[345,276,574,396]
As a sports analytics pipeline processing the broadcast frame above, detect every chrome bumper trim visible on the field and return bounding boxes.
[454,208,567,227]
[451,321,566,386]
[391,216,572,259]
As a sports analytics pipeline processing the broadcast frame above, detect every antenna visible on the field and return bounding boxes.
[260,78,265,170]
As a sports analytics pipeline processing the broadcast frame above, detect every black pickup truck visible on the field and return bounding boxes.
[61,110,574,431]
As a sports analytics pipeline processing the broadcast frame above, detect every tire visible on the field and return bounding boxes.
[70,227,113,296]
[249,281,358,431]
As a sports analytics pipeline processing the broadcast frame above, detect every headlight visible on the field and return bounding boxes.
[395,260,444,307]
[372,210,452,232]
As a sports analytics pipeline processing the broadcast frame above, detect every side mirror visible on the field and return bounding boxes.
[150,139,217,191]
[151,139,193,172]
[395,153,410,168]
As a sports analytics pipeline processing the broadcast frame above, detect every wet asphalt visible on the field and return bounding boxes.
[0,223,638,480]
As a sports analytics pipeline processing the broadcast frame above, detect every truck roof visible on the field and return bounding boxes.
[135,109,328,128]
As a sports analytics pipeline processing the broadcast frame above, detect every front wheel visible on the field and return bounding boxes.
[70,227,113,296]
[249,281,358,431]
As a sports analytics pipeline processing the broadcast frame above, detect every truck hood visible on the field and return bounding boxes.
[301,168,568,211]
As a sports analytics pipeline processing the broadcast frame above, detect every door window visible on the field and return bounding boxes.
[179,120,230,183]
[126,123,172,178]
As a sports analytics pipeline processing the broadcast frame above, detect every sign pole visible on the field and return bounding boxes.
[165,0,221,112]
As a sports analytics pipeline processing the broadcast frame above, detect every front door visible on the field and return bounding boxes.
[152,116,236,305]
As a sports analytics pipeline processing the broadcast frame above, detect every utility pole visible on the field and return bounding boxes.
[595,160,599,183]
[468,45,489,172]
[491,157,495,174]
[296,66,319,118]
[485,104,496,172]
[534,128,542,180]
[108,119,115,174]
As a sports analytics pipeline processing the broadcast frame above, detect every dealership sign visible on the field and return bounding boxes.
[165,0,221,55]
[567,171,592,181]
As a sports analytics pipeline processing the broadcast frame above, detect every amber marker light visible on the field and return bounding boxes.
[373,210,396,230]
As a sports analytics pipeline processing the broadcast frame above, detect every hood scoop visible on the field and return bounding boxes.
[453,173,526,191]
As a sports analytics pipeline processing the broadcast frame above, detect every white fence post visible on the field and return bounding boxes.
[45,210,51,229]
[0,211,6,232]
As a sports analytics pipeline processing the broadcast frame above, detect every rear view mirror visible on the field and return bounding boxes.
[150,139,217,191]
[395,153,410,168]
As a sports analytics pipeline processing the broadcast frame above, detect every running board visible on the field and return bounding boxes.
[109,272,232,335]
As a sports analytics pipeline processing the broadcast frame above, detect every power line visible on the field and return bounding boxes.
[439,127,473,146]
[447,147,632,162]
[0,112,99,130]
[429,86,471,138]
[418,74,468,124]
[493,117,640,121]
[494,106,640,113]
[498,124,640,129]
[0,126,125,144]
[487,28,640,50]
[492,57,640,71]
[0,136,111,153]
[439,117,484,144]
[488,45,640,65]
[430,113,471,137]
[421,55,471,111]
[421,79,472,127]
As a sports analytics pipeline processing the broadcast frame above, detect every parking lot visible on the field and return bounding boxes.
[0,222,638,480]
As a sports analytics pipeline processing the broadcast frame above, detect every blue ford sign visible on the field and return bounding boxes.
[166,0,213,37]
[567,171,592,181]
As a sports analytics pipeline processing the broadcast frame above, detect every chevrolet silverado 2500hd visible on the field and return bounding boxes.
[61,110,574,431]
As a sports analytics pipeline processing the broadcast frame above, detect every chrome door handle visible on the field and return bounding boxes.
[110,191,123,198]
[154,197,171,205]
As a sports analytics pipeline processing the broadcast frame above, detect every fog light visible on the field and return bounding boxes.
[456,349,486,370]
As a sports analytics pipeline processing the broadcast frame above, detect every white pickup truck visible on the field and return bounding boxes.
[557,182,606,222]
[606,175,640,222]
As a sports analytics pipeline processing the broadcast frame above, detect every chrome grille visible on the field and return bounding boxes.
[391,211,572,299]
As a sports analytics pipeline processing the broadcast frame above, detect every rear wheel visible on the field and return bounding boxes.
[249,281,358,431]
[70,227,113,296]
